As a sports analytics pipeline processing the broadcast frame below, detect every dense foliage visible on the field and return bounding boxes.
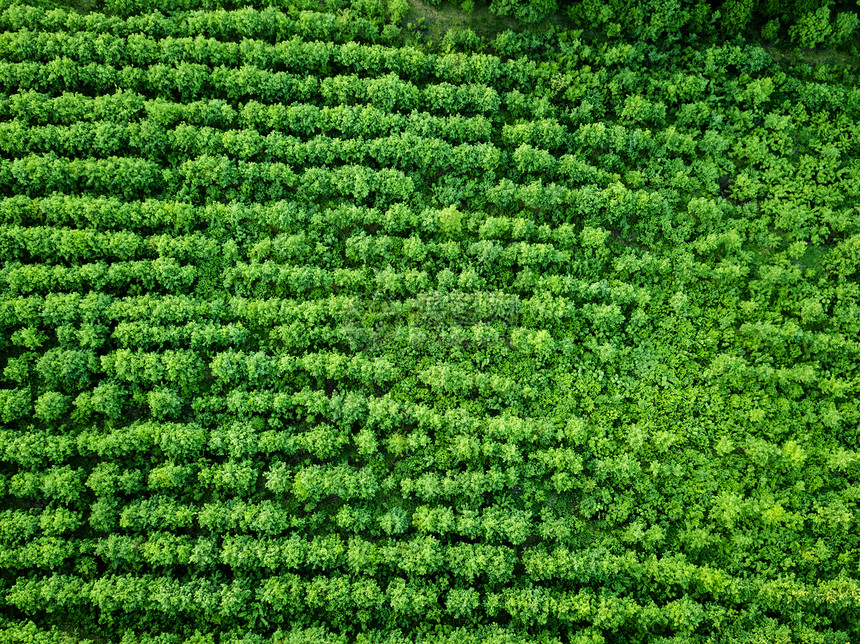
[0,0,859,642]
[487,0,860,46]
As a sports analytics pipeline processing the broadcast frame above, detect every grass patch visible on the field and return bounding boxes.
[401,0,579,49]
[796,244,829,273]
[765,42,860,70]
[403,0,518,42]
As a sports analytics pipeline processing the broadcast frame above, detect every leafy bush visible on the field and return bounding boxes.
[490,0,558,23]
[789,6,833,46]
[387,0,410,23]
[829,10,860,44]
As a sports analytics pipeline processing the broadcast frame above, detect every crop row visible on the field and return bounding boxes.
[1,119,728,176]
[1,95,497,145]
[0,289,525,328]
[0,390,569,462]
[0,129,504,180]
[2,568,761,634]
[0,156,650,223]
[0,4,372,42]
[0,31,529,86]
[0,223,582,265]
[0,61,506,112]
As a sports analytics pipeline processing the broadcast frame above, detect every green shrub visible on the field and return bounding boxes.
[388,0,410,23]
[441,28,482,53]
[761,17,780,40]
[34,392,70,423]
[490,0,558,23]
[828,10,860,44]
[789,6,833,47]
[721,0,756,34]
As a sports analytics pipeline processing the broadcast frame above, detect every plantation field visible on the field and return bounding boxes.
[0,0,859,642]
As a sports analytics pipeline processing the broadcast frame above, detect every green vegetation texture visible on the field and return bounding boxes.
[0,0,859,642]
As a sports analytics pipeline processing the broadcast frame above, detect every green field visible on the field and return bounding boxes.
[0,0,859,642]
